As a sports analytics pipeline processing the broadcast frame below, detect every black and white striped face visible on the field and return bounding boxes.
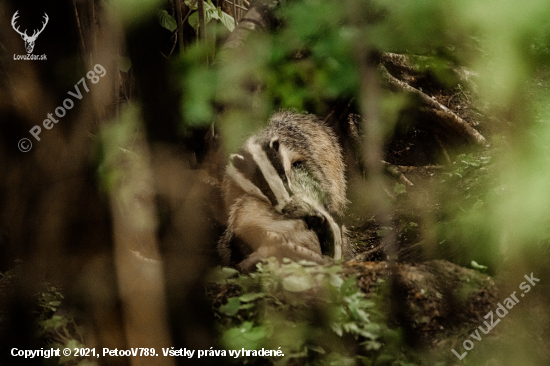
[227,137,292,212]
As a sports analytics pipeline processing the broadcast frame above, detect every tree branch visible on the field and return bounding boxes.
[379,64,487,145]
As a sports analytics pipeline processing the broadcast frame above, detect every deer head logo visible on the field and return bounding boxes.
[11,11,49,54]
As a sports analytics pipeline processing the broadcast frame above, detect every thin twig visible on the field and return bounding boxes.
[379,64,487,145]
[175,0,184,53]
[198,0,206,42]
[168,33,178,58]
[434,134,452,165]
[359,53,399,263]
[231,0,238,27]
[182,8,193,24]
[223,0,248,11]
[72,0,86,54]
[395,164,445,172]
[382,161,414,186]
[351,246,383,262]
[446,91,461,107]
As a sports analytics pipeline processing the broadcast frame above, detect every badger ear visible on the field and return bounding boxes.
[229,154,244,165]
[269,137,280,152]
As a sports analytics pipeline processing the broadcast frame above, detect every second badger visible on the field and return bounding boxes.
[218,111,348,271]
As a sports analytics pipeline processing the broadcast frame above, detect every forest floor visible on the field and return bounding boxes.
[337,66,550,363]
[2,65,549,365]
[336,72,504,362]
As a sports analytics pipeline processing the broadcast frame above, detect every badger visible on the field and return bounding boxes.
[286,163,344,259]
[218,165,343,272]
[222,111,347,216]
[218,111,348,271]
[218,190,331,273]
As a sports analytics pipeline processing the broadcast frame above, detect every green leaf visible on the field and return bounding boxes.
[242,325,267,341]
[187,2,234,32]
[238,292,267,302]
[206,8,216,24]
[207,266,239,282]
[158,10,177,32]
[282,274,313,292]
[363,322,381,335]
[361,340,382,351]
[205,0,216,11]
[188,7,214,30]
[222,322,264,350]
[329,273,344,288]
[40,315,68,331]
[239,303,255,310]
[340,276,362,299]
[219,297,241,316]
[184,0,198,9]
[308,345,326,354]
[349,307,370,323]
[394,183,406,195]
[65,339,85,350]
[207,8,219,21]
[188,12,199,30]
[471,260,488,271]
[119,56,132,72]
[219,10,235,32]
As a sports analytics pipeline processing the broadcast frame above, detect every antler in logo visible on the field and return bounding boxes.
[11,11,49,54]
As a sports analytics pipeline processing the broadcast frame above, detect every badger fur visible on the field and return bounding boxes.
[252,111,347,217]
[218,111,348,271]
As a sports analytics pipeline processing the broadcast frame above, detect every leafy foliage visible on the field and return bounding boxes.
[35,281,96,366]
[188,0,235,32]
[209,259,413,365]
[158,9,177,32]
[442,153,491,181]
[6,0,550,364]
